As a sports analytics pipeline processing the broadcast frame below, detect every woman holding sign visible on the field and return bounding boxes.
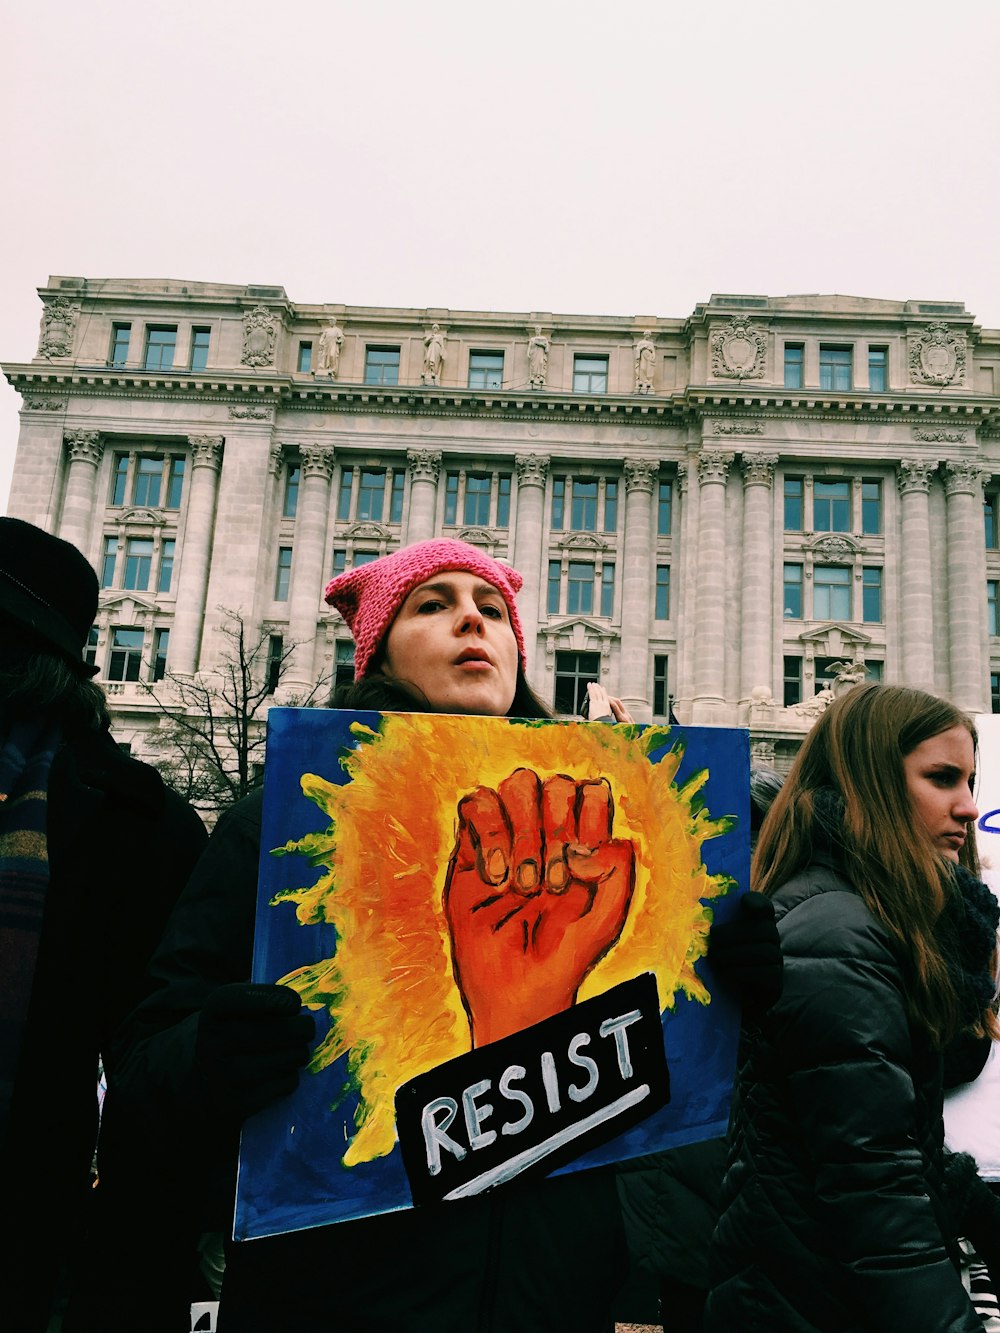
[115,538,777,1333]
[707,684,1000,1332]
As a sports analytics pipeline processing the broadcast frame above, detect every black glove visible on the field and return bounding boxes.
[707,892,783,1015]
[194,982,315,1122]
[946,1152,1000,1296]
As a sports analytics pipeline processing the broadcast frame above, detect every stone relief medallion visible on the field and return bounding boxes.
[908,322,966,387]
[811,534,858,560]
[241,305,277,369]
[39,297,81,358]
[710,316,767,380]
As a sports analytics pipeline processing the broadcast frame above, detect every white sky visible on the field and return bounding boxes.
[2,0,999,513]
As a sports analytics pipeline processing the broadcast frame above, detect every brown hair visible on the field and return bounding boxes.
[753,683,995,1047]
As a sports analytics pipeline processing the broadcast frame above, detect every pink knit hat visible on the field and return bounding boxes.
[324,539,527,680]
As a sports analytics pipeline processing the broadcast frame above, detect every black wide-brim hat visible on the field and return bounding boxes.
[0,517,101,676]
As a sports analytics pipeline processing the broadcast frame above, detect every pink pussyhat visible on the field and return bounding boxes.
[324,539,527,680]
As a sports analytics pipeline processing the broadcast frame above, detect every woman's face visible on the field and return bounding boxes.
[902,724,979,863]
[382,570,519,716]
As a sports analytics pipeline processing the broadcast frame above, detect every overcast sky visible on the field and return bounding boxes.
[2,0,999,513]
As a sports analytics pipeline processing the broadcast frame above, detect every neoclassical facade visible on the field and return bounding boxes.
[5,278,1000,769]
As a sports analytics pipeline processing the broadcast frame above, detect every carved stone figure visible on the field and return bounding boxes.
[710,316,767,380]
[315,321,345,378]
[241,305,277,369]
[422,324,446,385]
[634,332,655,393]
[39,297,80,358]
[527,326,550,388]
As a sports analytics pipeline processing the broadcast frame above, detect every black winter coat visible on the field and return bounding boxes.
[705,860,981,1333]
[114,789,629,1333]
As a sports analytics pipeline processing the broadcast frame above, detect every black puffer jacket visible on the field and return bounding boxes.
[706,859,981,1333]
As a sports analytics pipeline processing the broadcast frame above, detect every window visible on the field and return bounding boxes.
[571,480,598,531]
[157,539,176,593]
[283,465,300,520]
[989,581,999,637]
[297,342,312,373]
[868,346,887,392]
[567,561,595,614]
[358,470,386,521]
[190,328,210,371]
[353,550,379,567]
[657,481,672,536]
[133,456,164,508]
[550,476,617,532]
[107,627,144,682]
[814,565,851,620]
[464,475,492,525]
[603,481,619,533]
[110,323,131,367]
[862,567,882,623]
[573,355,609,394]
[468,351,504,389]
[600,563,615,618]
[364,346,400,385]
[110,454,129,506]
[554,650,600,715]
[783,655,803,707]
[819,345,852,391]
[783,563,802,619]
[144,326,177,371]
[655,565,670,620]
[784,477,803,531]
[813,479,850,533]
[784,343,804,389]
[861,480,882,535]
[497,475,511,528]
[275,547,292,601]
[166,457,185,510]
[123,538,153,591]
[331,547,347,580]
[101,536,118,588]
[652,655,670,718]
[152,628,169,681]
[84,626,99,671]
[986,493,998,549]
[337,467,404,524]
[992,672,1000,714]
[337,468,354,521]
[334,641,355,693]
[266,635,284,694]
[547,561,561,614]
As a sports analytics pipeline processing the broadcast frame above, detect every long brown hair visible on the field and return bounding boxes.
[753,683,996,1047]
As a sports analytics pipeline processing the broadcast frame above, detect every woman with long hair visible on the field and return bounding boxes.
[706,683,999,1332]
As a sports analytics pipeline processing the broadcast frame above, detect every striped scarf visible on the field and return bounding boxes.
[0,715,61,1138]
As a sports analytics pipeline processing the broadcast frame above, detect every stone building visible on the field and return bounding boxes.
[5,277,1000,770]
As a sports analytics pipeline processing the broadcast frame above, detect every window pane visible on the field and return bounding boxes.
[353,550,379,567]
[573,355,608,393]
[862,567,882,623]
[331,548,347,579]
[553,650,601,715]
[444,472,459,525]
[496,475,511,528]
[548,560,561,614]
[152,628,170,681]
[551,477,565,531]
[133,456,163,508]
[144,327,177,371]
[390,471,405,524]
[166,457,185,510]
[814,480,850,533]
[819,345,852,391]
[108,627,145,682]
[464,475,491,526]
[358,470,386,521]
[784,343,804,389]
[868,347,887,392]
[657,481,672,535]
[123,538,153,591]
[468,351,504,389]
[157,539,175,593]
[986,495,998,550]
[570,480,598,531]
[364,347,400,385]
[267,634,285,693]
[784,477,802,531]
[283,465,300,519]
[333,640,355,692]
[993,672,1000,715]
[110,323,131,367]
[989,582,999,637]
[337,468,354,521]
[275,547,292,600]
[110,454,129,506]
[191,328,210,371]
[604,480,618,533]
[567,561,594,614]
[814,565,851,620]
[652,655,669,717]
[600,562,615,618]
[101,536,118,588]
[783,655,803,707]
[783,563,802,619]
[297,342,312,373]
[861,480,881,535]
[655,565,670,620]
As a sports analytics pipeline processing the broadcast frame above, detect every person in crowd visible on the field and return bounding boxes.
[706,683,1000,1332]
[0,517,208,1332]
[113,538,779,1333]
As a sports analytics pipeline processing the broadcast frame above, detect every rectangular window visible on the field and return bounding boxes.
[144,326,177,371]
[986,493,998,550]
[990,581,999,637]
[652,655,670,718]
[554,650,601,716]
[861,480,882,535]
[992,672,1000,715]
[123,537,153,591]
[497,475,511,528]
[444,472,459,525]
[813,479,851,533]
[570,480,598,532]
[101,536,118,588]
[567,561,594,615]
[110,323,131,367]
[107,627,144,682]
[783,563,803,619]
[190,327,211,371]
[390,471,405,524]
[468,350,504,389]
[657,480,672,536]
[133,456,164,508]
[600,562,615,618]
[862,567,883,623]
[166,457,185,510]
[283,465,301,519]
[157,539,176,593]
[819,345,852,391]
[784,477,803,531]
[573,355,609,394]
[266,634,284,694]
[152,628,170,682]
[334,640,355,693]
[783,655,803,707]
[110,453,129,506]
[655,565,670,620]
[297,341,313,373]
[784,343,804,389]
[331,547,347,580]
[352,550,379,567]
[364,346,400,385]
[814,565,851,620]
[547,561,561,614]
[357,470,386,522]
[337,468,354,521]
[84,626,99,671]
[464,475,492,526]
[551,477,565,531]
[275,547,292,601]
[604,480,618,533]
[868,346,887,392]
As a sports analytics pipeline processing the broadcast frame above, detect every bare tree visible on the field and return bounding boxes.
[143,608,330,816]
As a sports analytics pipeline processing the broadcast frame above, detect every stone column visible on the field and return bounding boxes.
[60,431,103,555]
[895,460,938,693]
[691,449,734,723]
[944,459,990,712]
[405,449,442,542]
[739,453,779,706]
[170,436,224,674]
[283,444,336,691]
[618,459,658,720]
[512,454,550,683]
